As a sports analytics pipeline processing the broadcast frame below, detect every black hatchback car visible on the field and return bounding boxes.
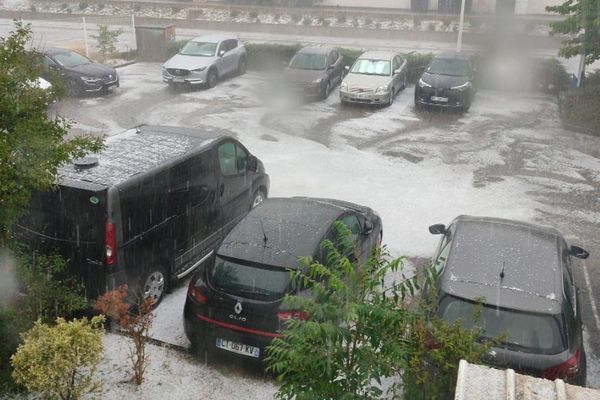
[428,215,589,385]
[183,197,382,361]
[41,48,119,96]
[414,52,477,111]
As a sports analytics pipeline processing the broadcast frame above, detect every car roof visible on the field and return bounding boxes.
[440,215,565,315]
[58,125,225,187]
[42,47,77,55]
[435,51,473,60]
[358,51,397,61]
[190,34,237,43]
[298,46,334,55]
[217,197,366,269]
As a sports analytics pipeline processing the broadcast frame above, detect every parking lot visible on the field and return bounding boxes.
[51,62,600,387]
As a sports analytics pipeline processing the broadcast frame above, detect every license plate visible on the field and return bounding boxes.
[173,77,184,83]
[357,93,365,98]
[215,338,260,358]
[431,96,448,102]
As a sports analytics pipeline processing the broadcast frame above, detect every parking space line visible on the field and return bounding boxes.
[583,260,600,332]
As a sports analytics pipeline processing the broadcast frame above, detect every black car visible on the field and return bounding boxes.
[428,215,589,385]
[15,125,269,307]
[414,52,477,111]
[183,197,382,361]
[283,46,344,100]
[41,47,119,96]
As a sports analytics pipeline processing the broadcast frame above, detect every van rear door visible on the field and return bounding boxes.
[15,180,108,301]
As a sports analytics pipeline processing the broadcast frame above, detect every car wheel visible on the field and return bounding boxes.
[141,267,168,308]
[68,79,82,97]
[321,81,331,100]
[251,189,266,209]
[237,56,247,76]
[206,69,218,89]
[387,88,395,106]
[402,75,407,90]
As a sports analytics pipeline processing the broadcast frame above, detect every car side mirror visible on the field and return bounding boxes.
[247,155,258,172]
[393,68,402,75]
[344,65,350,71]
[363,220,373,235]
[219,50,225,57]
[570,246,589,259]
[429,224,446,235]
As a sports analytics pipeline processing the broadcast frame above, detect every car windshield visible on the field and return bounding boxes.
[52,51,90,67]
[439,296,565,354]
[209,256,291,301]
[179,41,217,57]
[426,58,470,76]
[289,53,327,70]
[350,59,390,76]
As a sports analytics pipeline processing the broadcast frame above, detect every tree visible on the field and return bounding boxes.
[265,223,493,400]
[0,20,104,238]
[546,0,600,65]
[91,25,123,61]
[10,316,105,400]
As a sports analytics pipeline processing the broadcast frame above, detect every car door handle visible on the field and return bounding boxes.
[220,183,224,197]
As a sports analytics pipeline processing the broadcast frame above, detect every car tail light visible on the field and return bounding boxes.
[543,349,580,381]
[105,221,116,266]
[277,310,309,322]
[188,280,207,304]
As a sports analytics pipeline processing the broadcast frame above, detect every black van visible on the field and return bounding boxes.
[15,125,269,306]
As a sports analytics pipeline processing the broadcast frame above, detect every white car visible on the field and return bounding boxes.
[162,34,247,89]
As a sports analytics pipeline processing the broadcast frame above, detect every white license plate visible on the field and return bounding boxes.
[431,96,448,102]
[173,77,184,83]
[215,338,260,358]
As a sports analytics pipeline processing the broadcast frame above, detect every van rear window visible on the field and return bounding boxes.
[209,256,290,301]
[439,295,565,354]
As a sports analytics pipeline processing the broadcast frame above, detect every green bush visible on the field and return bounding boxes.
[230,9,239,18]
[0,308,31,394]
[245,42,302,71]
[302,16,312,26]
[291,14,301,23]
[78,2,88,10]
[166,39,188,59]
[336,14,346,23]
[249,11,258,19]
[532,57,569,94]
[560,87,600,136]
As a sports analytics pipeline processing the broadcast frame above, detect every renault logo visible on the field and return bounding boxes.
[108,74,112,79]
[234,301,242,314]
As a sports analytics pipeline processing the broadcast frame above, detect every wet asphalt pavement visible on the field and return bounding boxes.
[51,63,600,387]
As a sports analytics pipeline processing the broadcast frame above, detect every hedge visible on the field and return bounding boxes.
[559,71,600,136]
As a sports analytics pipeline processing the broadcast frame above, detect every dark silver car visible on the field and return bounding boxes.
[428,215,589,386]
[162,34,247,89]
[339,51,408,106]
[282,46,344,100]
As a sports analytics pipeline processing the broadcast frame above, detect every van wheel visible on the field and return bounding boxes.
[142,267,168,308]
[237,56,247,76]
[206,69,218,89]
[251,189,266,209]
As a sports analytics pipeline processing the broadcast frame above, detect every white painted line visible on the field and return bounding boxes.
[582,260,600,332]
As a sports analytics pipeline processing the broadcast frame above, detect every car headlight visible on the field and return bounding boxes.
[80,76,101,83]
[418,78,432,88]
[450,81,471,90]
[376,85,390,94]
[193,66,207,72]
[340,81,348,90]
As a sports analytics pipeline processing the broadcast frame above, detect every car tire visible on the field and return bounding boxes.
[237,56,247,76]
[140,266,169,309]
[401,75,407,90]
[387,88,395,106]
[251,188,266,209]
[206,69,218,89]
[321,81,331,100]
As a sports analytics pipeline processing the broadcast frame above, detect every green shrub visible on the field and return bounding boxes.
[404,52,435,83]
[166,39,187,59]
[249,11,258,19]
[171,6,181,13]
[560,87,600,136]
[245,42,302,71]
[532,57,569,94]
[336,14,346,23]
[291,14,301,23]
[11,316,105,400]
[78,2,88,10]
[352,17,359,27]
[365,17,372,26]
[0,308,31,394]
[230,9,239,18]
[302,16,312,25]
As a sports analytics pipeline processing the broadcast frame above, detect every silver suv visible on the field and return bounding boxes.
[162,34,247,89]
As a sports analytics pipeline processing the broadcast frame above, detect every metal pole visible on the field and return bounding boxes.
[131,14,136,50]
[576,53,586,88]
[456,0,466,52]
[82,17,89,57]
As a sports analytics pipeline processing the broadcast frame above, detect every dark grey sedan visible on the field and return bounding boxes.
[428,215,589,386]
[282,46,344,100]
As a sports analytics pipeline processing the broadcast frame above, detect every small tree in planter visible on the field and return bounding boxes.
[11,316,105,400]
[91,24,123,62]
[94,285,153,385]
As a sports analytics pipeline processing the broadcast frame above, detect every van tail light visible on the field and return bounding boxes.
[277,310,309,322]
[543,349,580,381]
[188,280,207,304]
[105,221,116,266]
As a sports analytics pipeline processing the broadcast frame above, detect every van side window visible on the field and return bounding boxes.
[218,142,237,176]
[434,241,451,275]
[236,145,247,171]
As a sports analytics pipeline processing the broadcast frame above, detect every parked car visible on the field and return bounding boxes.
[428,215,589,386]
[15,125,269,307]
[41,47,119,96]
[183,197,382,361]
[162,34,247,89]
[282,46,344,99]
[414,52,477,111]
[339,50,408,106]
